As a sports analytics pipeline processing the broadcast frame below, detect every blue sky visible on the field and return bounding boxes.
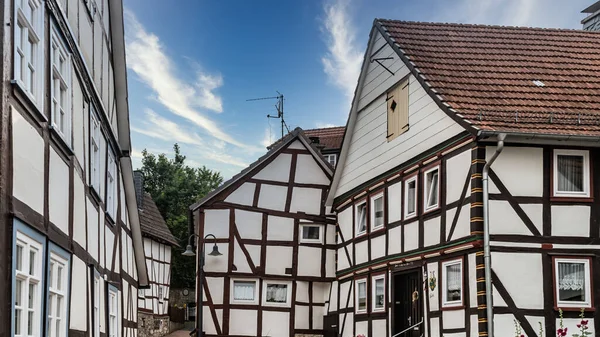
[124,0,591,178]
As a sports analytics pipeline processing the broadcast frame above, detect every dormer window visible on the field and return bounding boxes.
[387,79,409,142]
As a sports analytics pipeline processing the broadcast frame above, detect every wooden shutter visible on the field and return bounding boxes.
[387,79,409,142]
[398,79,409,134]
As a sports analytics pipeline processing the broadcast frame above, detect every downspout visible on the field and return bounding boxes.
[482,133,506,337]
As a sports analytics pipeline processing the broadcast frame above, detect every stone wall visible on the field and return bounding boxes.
[169,288,196,308]
[138,312,170,337]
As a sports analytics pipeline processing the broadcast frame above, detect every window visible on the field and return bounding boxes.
[50,24,72,145]
[553,257,592,308]
[93,271,101,337]
[13,223,45,337]
[424,166,440,211]
[553,150,590,198]
[138,289,144,298]
[90,109,101,194]
[370,193,384,230]
[158,286,163,301]
[372,275,385,312]
[232,280,257,303]
[386,79,409,142]
[263,282,291,306]
[108,287,119,337]
[106,150,117,219]
[404,175,417,219]
[14,0,45,108]
[355,201,367,236]
[442,259,463,308]
[355,279,367,314]
[300,224,322,243]
[324,154,337,167]
[47,245,70,337]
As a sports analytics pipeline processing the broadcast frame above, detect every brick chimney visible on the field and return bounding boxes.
[133,171,144,209]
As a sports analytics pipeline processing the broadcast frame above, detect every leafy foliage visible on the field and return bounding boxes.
[140,144,223,288]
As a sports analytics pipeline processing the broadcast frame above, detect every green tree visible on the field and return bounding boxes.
[140,144,223,288]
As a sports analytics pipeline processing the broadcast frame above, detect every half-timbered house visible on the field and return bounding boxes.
[134,172,179,337]
[190,128,337,337]
[325,20,600,337]
[0,1,148,337]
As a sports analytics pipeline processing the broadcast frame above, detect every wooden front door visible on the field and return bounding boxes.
[392,270,423,337]
[323,313,339,337]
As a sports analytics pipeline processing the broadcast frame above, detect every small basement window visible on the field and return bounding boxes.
[404,176,417,219]
[554,257,592,308]
[355,201,367,236]
[370,192,384,230]
[553,150,590,198]
[300,224,322,243]
[442,259,463,308]
[355,279,367,314]
[424,166,440,211]
[232,280,257,303]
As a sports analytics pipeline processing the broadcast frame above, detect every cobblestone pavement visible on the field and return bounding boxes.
[163,329,193,337]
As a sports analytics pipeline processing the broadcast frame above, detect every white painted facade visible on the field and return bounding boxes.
[139,238,172,317]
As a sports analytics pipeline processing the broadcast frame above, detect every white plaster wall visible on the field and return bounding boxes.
[326,224,336,245]
[258,184,287,211]
[73,174,87,248]
[522,203,543,234]
[338,207,352,242]
[235,209,262,240]
[371,235,386,260]
[234,240,253,273]
[225,182,256,206]
[424,217,441,247]
[338,246,350,271]
[468,253,477,308]
[70,256,88,330]
[446,149,471,204]
[355,321,367,337]
[388,225,402,255]
[551,205,590,237]
[262,311,289,337]
[329,281,339,312]
[12,109,44,213]
[206,277,224,304]
[486,146,543,197]
[266,215,294,240]
[204,209,230,239]
[287,140,304,149]
[470,315,478,337]
[253,153,292,182]
[372,319,386,337]
[489,201,542,236]
[388,182,402,223]
[298,246,321,276]
[48,148,70,235]
[340,281,352,309]
[326,249,336,277]
[230,309,257,336]
[341,313,354,337]
[492,252,543,309]
[494,314,546,337]
[290,187,322,215]
[354,241,368,265]
[202,307,222,335]
[295,305,309,329]
[265,246,293,275]
[443,310,465,329]
[87,199,99,261]
[72,76,85,164]
[429,317,440,337]
[404,221,419,252]
[560,318,594,337]
[295,154,330,185]
[105,229,114,271]
[296,281,309,302]
[427,262,439,311]
[312,305,324,329]
[247,245,261,268]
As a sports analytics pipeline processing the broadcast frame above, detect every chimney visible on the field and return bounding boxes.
[133,171,144,209]
[582,1,600,31]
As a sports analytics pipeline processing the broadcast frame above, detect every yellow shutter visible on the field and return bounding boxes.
[387,90,397,140]
[398,79,409,135]
[387,79,409,142]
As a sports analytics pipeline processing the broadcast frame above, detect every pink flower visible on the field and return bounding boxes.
[581,320,589,326]
[557,327,568,337]
[577,324,581,328]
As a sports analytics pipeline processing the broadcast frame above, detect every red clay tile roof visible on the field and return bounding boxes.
[377,20,600,137]
[139,192,179,246]
[303,126,345,151]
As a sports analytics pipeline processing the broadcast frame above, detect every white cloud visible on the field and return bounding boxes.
[124,10,249,148]
[261,125,275,149]
[315,122,337,129]
[321,0,363,101]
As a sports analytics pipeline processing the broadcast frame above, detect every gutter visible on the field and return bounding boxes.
[482,133,506,337]
[477,130,600,143]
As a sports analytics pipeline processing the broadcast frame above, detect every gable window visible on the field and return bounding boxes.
[553,150,590,198]
[300,224,323,243]
[324,154,337,167]
[47,244,70,337]
[372,275,385,312]
[14,0,44,108]
[90,108,101,194]
[355,201,367,236]
[442,259,463,308]
[355,278,367,314]
[553,257,592,308]
[50,24,72,145]
[263,281,291,306]
[404,175,417,219]
[108,287,119,337]
[386,79,409,142]
[370,192,384,230]
[232,280,257,303]
[424,166,440,211]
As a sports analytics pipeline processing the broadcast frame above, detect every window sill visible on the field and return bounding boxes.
[89,186,103,206]
[355,231,368,239]
[554,306,595,312]
[404,213,418,222]
[423,205,441,215]
[441,303,465,311]
[371,224,386,234]
[550,196,593,203]
[105,212,116,226]
[11,80,46,121]
[50,127,74,158]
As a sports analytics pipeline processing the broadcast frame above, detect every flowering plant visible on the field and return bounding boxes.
[514,319,524,337]
[356,335,365,337]
[557,308,568,337]
[572,308,592,337]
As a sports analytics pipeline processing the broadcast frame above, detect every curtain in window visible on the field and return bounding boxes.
[558,262,585,291]
[266,284,287,303]
[358,282,367,309]
[407,182,416,213]
[557,155,584,192]
[446,264,461,301]
[375,279,385,307]
[233,282,255,301]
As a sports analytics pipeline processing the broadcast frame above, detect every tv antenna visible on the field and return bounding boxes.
[247,91,289,138]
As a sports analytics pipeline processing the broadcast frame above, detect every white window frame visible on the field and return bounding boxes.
[404,175,418,219]
[355,200,367,237]
[324,154,337,167]
[106,150,117,220]
[262,281,292,307]
[108,286,119,337]
[231,279,258,304]
[50,23,72,146]
[553,149,590,198]
[12,221,45,337]
[355,278,368,314]
[370,192,385,231]
[90,108,101,194]
[554,257,592,308]
[371,274,386,312]
[158,286,163,301]
[93,270,101,337]
[47,245,70,337]
[13,0,45,111]
[299,224,323,244]
[442,259,463,308]
[423,166,440,212]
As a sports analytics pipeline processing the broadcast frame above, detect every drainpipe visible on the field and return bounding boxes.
[482,133,506,337]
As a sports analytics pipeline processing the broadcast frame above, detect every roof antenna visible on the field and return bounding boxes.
[247,92,289,138]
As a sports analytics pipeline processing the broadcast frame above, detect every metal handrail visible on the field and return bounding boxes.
[391,319,423,337]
